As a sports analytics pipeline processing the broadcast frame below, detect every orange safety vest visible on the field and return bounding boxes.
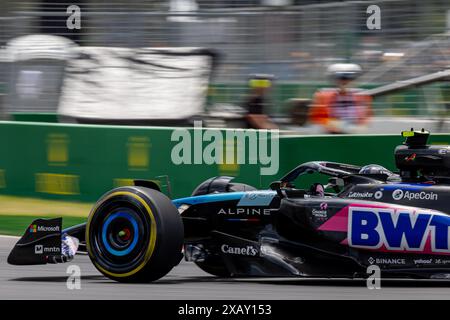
[308,89,372,125]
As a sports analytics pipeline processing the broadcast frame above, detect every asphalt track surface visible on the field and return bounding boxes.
[1,236,450,299]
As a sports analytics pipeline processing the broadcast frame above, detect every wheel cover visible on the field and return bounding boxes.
[101,210,139,257]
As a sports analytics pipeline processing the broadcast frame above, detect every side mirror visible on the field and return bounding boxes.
[269,181,286,198]
[269,181,282,190]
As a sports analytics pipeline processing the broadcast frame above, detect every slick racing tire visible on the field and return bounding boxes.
[86,187,184,283]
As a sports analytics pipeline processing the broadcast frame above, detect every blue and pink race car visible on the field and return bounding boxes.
[8,129,450,282]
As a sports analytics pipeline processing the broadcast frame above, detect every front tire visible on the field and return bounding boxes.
[86,187,183,282]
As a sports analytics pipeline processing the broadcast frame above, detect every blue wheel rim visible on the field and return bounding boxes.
[101,211,139,256]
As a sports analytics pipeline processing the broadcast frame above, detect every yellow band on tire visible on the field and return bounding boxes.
[86,191,157,278]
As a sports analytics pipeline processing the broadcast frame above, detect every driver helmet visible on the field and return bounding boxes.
[309,183,325,197]
[327,63,362,81]
[359,164,394,176]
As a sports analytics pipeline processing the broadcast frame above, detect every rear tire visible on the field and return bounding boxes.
[86,186,183,282]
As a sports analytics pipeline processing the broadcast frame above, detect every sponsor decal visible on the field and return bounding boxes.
[392,189,404,200]
[392,189,438,201]
[374,190,383,200]
[29,224,60,233]
[237,191,276,207]
[413,258,433,265]
[35,245,43,254]
[368,257,405,265]
[433,259,450,265]
[349,207,450,254]
[218,208,271,216]
[405,153,416,162]
[312,203,328,218]
[34,245,60,255]
[312,209,327,218]
[348,191,374,198]
[221,244,258,256]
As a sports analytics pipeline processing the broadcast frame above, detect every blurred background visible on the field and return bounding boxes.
[1,0,450,234]
[1,0,450,132]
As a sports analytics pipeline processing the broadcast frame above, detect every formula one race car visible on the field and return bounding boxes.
[8,129,450,282]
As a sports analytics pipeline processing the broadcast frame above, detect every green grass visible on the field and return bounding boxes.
[0,195,92,217]
[0,195,92,236]
[0,215,87,236]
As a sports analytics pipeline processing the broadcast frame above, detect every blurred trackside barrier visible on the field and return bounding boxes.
[3,1,450,118]
[208,83,442,117]
[0,121,449,202]
[6,82,441,119]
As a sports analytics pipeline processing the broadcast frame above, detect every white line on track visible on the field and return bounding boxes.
[0,235,20,239]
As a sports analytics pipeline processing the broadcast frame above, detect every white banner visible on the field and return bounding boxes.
[58,47,215,120]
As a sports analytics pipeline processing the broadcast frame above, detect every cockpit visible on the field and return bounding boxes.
[270,161,400,199]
